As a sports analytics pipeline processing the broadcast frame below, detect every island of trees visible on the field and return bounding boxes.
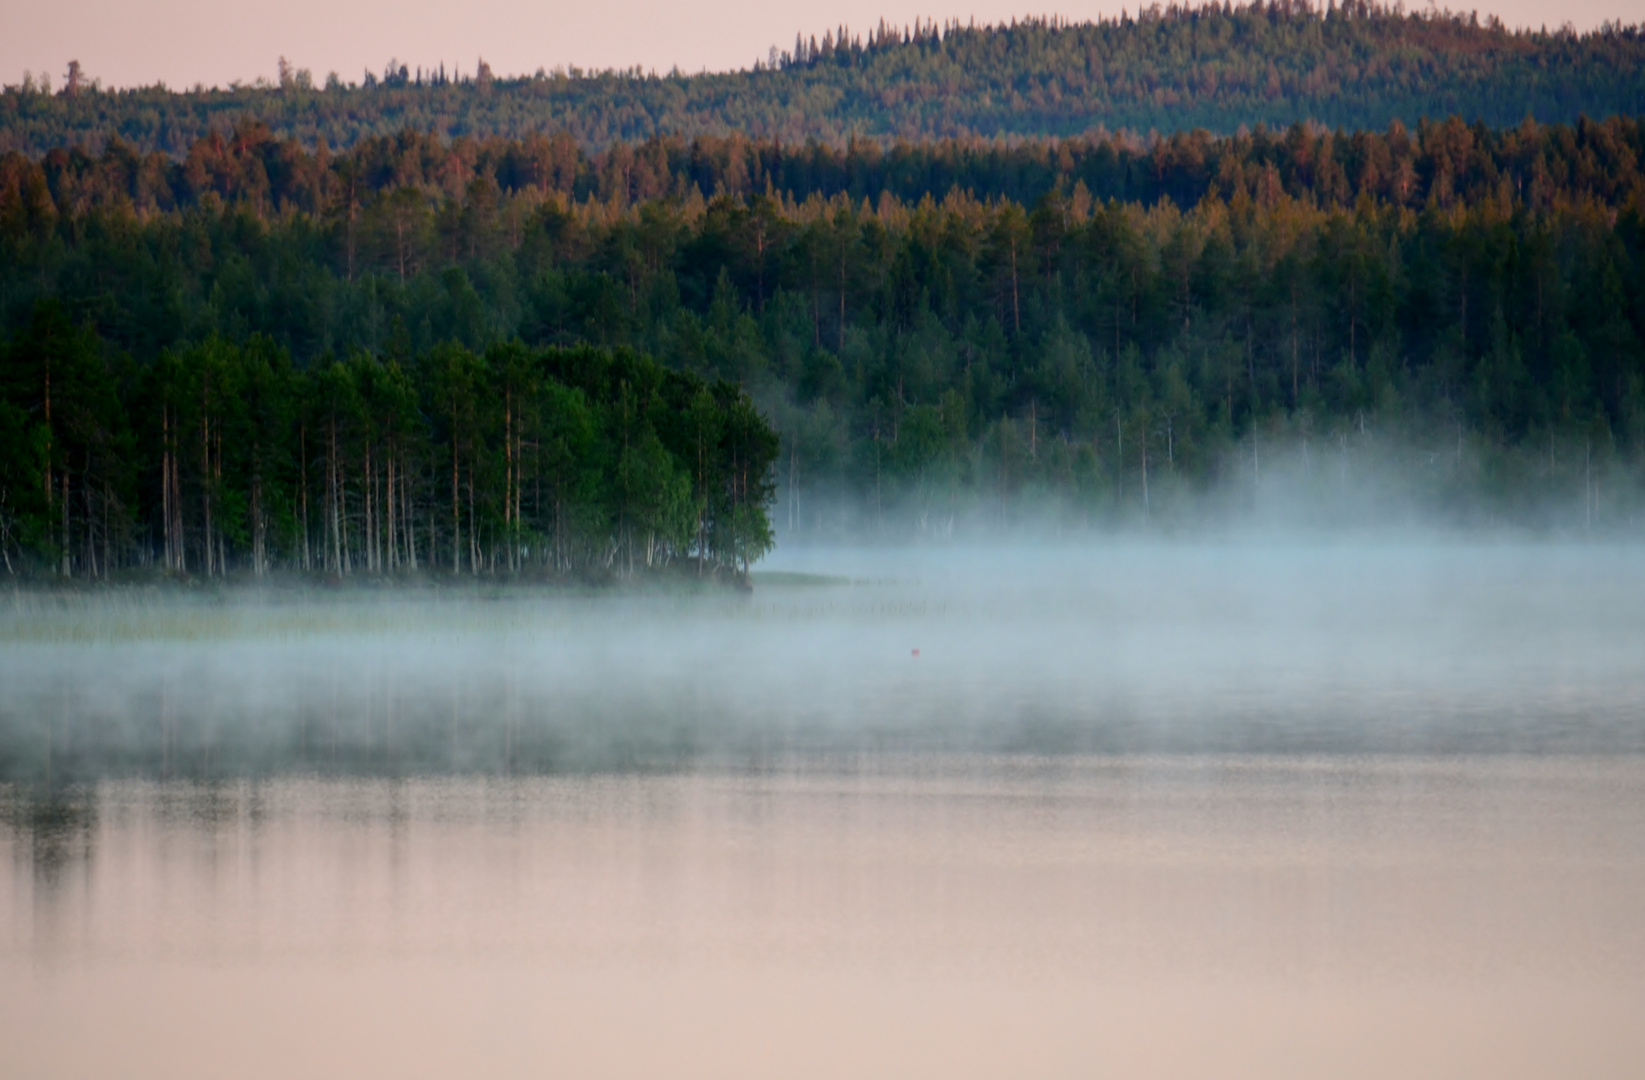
[0,320,779,581]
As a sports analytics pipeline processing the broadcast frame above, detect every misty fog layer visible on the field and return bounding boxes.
[3,541,1642,779]
[6,542,1645,1080]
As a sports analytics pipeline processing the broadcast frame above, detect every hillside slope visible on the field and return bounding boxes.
[3,3,1643,156]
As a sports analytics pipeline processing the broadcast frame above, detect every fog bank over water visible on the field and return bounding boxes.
[774,432,1645,543]
[5,540,1645,1080]
[2,540,1642,780]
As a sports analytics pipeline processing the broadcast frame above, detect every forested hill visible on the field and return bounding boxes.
[4,3,1644,157]
[4,112,1645,583]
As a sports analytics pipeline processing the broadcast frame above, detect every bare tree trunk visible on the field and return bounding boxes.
[328,417,342,575]
[468,464,478,576]
[340,447,352,576]
[365,441,375,574]
[45,362,57,574]
[405,461,418,570]
[387,449,397,571]
[1114,411,1123,501]
[172,419,184,573]
[505,392,515,572]
[201,411,213,577]
[0,490,14,575]
[61,472,70,577]
[451,415,461,573]
[516,431,524,570]
[1141,436,1149,517]
[697,431,706,577]
[83,459,97,580]
[252,470,264,576]
[102,478,112,578]
[162,407,174,572]
[216,425,226,575]
[300,423,311,572]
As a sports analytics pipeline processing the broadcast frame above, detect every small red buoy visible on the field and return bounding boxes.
[911,649,920,658]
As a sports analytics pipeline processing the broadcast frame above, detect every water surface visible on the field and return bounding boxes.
[3,543,1644,1078]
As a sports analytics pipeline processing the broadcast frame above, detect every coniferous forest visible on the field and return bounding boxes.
[3,4,1643,153]
[2,8,1645,580]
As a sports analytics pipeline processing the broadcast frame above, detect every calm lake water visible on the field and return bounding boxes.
[3,543,1645,1078]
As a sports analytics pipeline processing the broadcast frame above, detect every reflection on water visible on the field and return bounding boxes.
[3,545,1645,1078]
[4,758,1645,1080]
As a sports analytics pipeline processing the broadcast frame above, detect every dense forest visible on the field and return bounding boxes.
[3,4,1643,156]
[3,111,1645,577]
[0,318,779,582]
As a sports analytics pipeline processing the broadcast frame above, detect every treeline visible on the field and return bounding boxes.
[0,312,778,580]
[3,118,1645,569]
[8,114,1645,229]
[3,4,1644,156]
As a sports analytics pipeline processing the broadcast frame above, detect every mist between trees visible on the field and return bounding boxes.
[2,116,1645,579]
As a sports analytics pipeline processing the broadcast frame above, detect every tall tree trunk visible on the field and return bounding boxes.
[1141,437,1149,517]
[451,411,461,573]
[364,443,373,573]
[505,391,514,572]
[201,411,213,577]
[328,417,342,575]
[162,407,173,572]
[61,472,70,577]
[516,431,524,571]
[215,424,225,575]
[251,469,264,576]
[468,464,478,576]
[44,361,55,572]
[387,448,397,571]
[405,459,418,570]
[83,457,97,580]
[300,423,311,572]
[102,478,112,578]
[171,416,184,573]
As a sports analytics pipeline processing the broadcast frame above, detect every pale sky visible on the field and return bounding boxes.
[5,0,1636,91]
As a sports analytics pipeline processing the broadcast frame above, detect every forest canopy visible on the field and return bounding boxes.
[0,317,779,583]
[2,3,1643,156]
[2,112,1644,580]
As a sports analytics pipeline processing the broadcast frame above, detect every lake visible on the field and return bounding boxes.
[3,542,1644,1079]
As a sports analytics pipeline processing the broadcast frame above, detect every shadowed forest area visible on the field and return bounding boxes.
[2,4,1643,153]
[3,113,1644,577]
[0,323,779,581]
[3,10,1645,576]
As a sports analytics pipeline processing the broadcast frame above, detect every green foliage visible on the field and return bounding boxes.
[0,313,778,579]
[3,111,1645,571]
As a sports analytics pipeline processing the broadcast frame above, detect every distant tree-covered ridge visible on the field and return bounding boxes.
[3,3,1643,156]
[3,114,1645,580]
[6,113,1644,224]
